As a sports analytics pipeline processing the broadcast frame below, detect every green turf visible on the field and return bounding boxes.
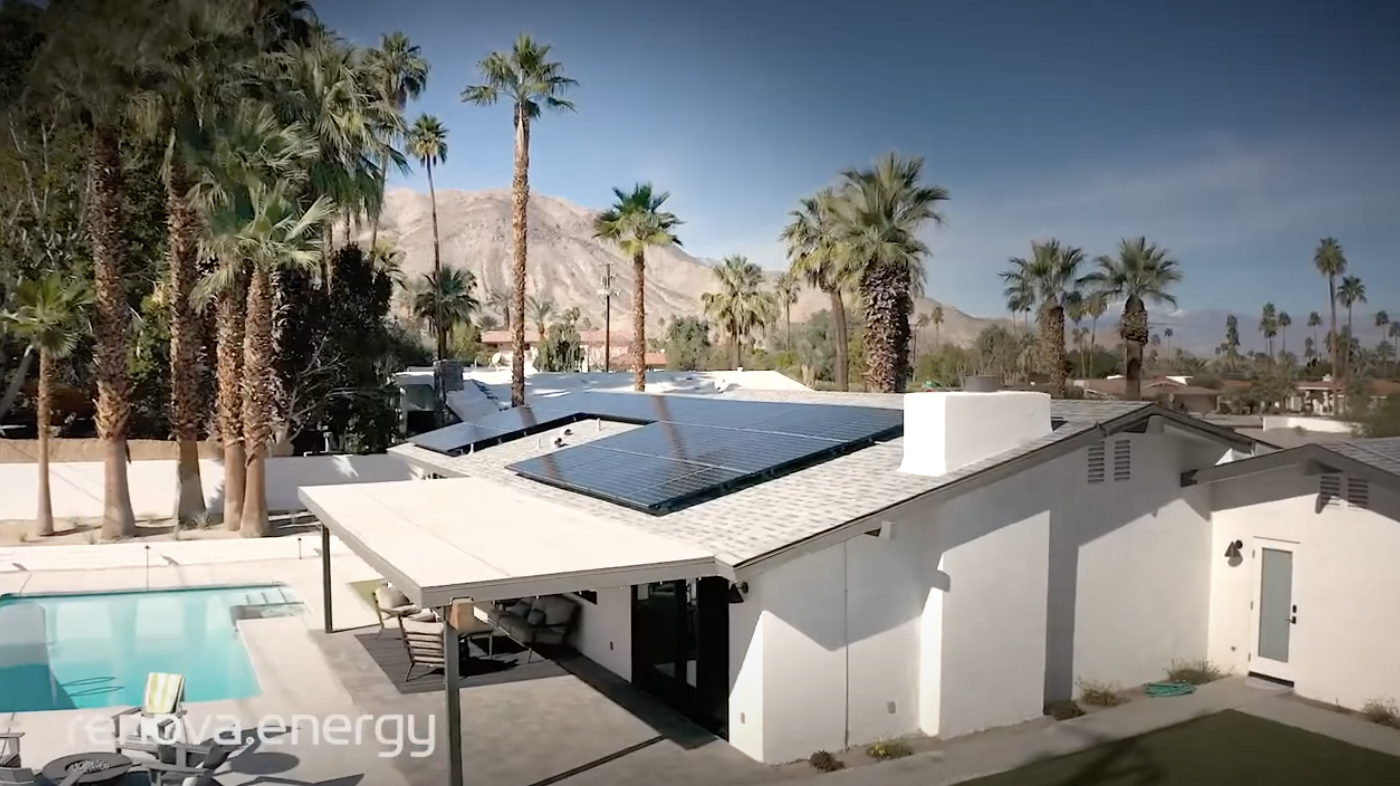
[349,579,382,610]
[960,710,1400,786]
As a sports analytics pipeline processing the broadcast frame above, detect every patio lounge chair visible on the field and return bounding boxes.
[113,673,188,758]
[374,585,421,638]
[0,767,34,786]
[142,740,234,786]
[0,732,33,786]
[400,624,447,682]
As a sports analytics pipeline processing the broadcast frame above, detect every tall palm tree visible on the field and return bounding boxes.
[1001,240,1087,397]
[592,183,683,391]
[1083,237,1182,401]
[404,113,449,417]
[781,189,855,391]
[1313,238,1346,379]
[702,256,778,369]
[461,34,578,406]
[0,276,92,539]
[1390,322,1400,377]
[35,0,150,540]
[525,294,556,340]
[1163,326,1174,356]
[1277,311,1292,358]
[406,267,478,358]
[774,271,799,350]
[1259,303,1278,358]
[1307,310,1322,354]
[1338,275,1366,378]
[1082,291,1107,374]
[829,154,949,393]
[914,312,931,361]
[931,304,944,350]
[199,179,333,537]
[364,32,428,251]
[484,287,511,330]
[1375,310,1390,353]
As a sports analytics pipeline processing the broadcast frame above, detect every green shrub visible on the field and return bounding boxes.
[1045,699,1085,720]
[1077,679,1125,707]
[808,750,844,772]
[864,739,913,760]
[1165,658,1224,685]
[1361,699,1400,728]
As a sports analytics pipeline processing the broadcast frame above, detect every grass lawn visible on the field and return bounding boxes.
[960,710,1400,786]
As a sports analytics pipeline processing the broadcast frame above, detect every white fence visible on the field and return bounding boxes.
[0,454,417,522]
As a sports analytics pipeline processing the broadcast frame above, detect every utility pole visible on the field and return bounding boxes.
[599,261,614,372]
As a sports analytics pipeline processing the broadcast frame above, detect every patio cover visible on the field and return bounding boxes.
[300,476,722,607]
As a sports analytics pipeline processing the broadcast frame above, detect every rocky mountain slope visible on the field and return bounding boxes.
[364,187,1007,347]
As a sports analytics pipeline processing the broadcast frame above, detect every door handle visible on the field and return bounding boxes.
[1289,615,1297,624]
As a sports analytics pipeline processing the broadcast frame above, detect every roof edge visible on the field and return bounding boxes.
[1182,443,1400,495]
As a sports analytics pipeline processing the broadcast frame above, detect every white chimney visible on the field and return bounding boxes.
[899,388,1053,477]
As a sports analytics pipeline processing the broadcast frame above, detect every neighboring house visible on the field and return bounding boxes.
[305,382,1377,770]
[1290,378,1400,415]
[1075,377,1221,414]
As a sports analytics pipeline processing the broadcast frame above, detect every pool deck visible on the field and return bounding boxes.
[1,538,409,786]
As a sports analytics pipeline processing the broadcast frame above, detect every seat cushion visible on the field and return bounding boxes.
[496,615,533,641]
[375,586,411,609]
[533,595,577,627]
[506,599,534,618]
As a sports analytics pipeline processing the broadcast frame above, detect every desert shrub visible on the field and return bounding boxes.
[1077,679,1126,707]
[864,739,913,760]
[808,750,844,772]
[1361,698,1400,728]
[1165,658,1224,685]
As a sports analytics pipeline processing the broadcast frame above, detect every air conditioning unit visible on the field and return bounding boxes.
[435,360,464,392]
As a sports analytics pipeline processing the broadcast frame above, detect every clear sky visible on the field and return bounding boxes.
[322,0,1400,319]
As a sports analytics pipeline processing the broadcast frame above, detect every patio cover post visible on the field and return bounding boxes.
[321,525,333,633]
[442,611,463,786]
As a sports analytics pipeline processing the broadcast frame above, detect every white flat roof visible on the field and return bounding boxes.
[300,477,722,607]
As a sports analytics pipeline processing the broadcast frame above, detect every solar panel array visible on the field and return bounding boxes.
[502,393,903,513]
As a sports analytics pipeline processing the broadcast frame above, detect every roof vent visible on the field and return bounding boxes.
[962,375,1001,392]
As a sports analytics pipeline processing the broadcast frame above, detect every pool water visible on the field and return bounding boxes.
[0,585,299,712]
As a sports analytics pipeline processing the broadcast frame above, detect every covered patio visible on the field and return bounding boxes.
[299,477,725,786]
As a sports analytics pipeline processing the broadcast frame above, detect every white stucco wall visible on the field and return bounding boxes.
[0,454,418,521]
[566,587,632,681]
[726,429,1225,764]
[1208,465,1400,710]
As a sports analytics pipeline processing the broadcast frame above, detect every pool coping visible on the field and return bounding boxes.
[0,582,292,602]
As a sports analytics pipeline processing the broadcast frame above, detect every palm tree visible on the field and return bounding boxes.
[404,113,449,418]
[914,312,931,361]
[1082,291,1107,373]
[0,276,92,539]
[407,267,479,358]
[462,34,578,406]
[781,189,855,391]
[1163,326,1174,356]
[1338,275,1366,378]
[1277,311,1292,358]
[36,0,150,540]
[1314,238,1346,379]
[1001,240,1087,397]
[364,32,429,251]
[1083,237,1183,400]
[1307,310,1322,354]
[591,183,683,391]
[1259,303,1278,358]
[931,304,944,349]
[702,256,778,369]
[1390,322,1400,377]
[1376,310,1390,354]
[199,179,333,537]
[774,271,799,349]
[525,293,555,340]
[484,287,511,330]
[828,154,949,392]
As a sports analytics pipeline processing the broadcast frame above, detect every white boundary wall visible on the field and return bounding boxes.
[0,454,417,521]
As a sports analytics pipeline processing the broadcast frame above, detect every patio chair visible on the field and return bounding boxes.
[0,732,20,768]
[142,740,234,786]
[0,767,35,786]
[113,672,188,759]
[374,584,421,638]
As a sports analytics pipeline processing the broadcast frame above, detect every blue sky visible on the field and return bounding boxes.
[323,0,1400,319]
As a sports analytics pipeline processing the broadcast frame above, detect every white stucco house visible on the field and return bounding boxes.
[299,377,1400,783]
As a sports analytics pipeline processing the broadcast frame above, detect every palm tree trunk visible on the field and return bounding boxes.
[784,305,791,351]
[1088,316,1099,376]
[240,268,275,537]
[1046,305,1068,397]
[632,251,647,391]
[427,159,445,424]
[1121,296,1148,401]
[860,263,904,394]
[369,151,388,253]
[729,329,740,370]
[34,346,54,539]
[167,160,206,526]
[509,109,531,407]
[215,264,245,531]
[827,288,849,391]
[0,345,34,423]
[90,125,135,541]
[1328,277,1339,379]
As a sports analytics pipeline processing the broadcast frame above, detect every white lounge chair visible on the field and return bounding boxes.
[374,585,421,638]
[112,673,188,759]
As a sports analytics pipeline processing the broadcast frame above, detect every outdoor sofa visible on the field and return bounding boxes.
[486,595,580,662]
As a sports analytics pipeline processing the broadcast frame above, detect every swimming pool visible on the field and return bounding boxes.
[0,585,301,712]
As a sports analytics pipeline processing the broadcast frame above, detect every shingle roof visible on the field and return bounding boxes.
[390,393,1245,567]
[1183,436,1400,493]
[1318,437,1400,477]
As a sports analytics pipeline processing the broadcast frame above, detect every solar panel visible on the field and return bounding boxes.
[508,403,902,512]
[408,422,508,454]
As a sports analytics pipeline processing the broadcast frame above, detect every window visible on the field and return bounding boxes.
[1087,443,1106,484]
[1319,474,1342,507]
[1346,477,1370,510]
[1112,439,1132,482]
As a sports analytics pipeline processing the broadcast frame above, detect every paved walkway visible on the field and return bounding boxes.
[822,679,1400,786]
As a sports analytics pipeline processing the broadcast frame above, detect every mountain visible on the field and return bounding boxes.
[363,187,1008,347]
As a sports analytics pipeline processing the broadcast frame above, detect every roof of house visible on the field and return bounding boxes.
[1076,378,1222,398]
[391,390,1261,574]
[1182,436,1400,493]
[480,329,631,346]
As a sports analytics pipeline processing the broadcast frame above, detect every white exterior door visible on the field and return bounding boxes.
[1250,539,1299,683]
